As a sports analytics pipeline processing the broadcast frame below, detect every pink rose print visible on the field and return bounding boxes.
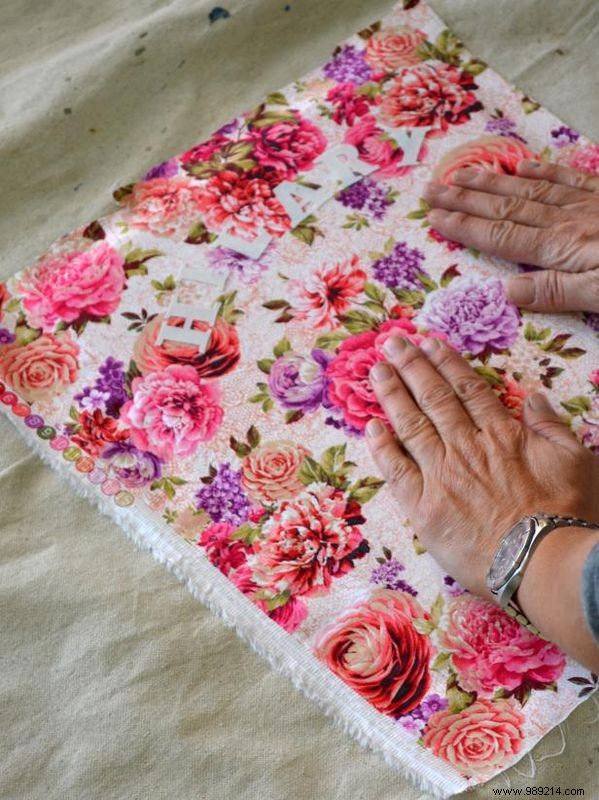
[180,133,230,165]
[246,115,328,180]
[326,83,375,126]
[432,135,536,186]
[288,254,367,328]
[561,143,599,175]
[0,332,79,403]
[364,26,426,71]
[133,315,240,378]
[241,439,310,503]
[492,380,527,420]
[19,241,125,331]
[199,521,250,575]
[0,282,8,321]
[196,169,291,240]
[123,177,207,237]
[439,595,566,695]
[326,318,442,431]
[379,62,482,131]
[120,365,223,461]
[344,114,428,179]
[422,699,525,779]
[253,483,369,597]
[314,588,432,717]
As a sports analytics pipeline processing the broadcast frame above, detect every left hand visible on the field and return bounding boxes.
[423,160,599,314]
[364,334,599,600]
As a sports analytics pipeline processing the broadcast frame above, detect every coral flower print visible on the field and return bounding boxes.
[133,315,240,378]
[379,63,482,131]
[253,483,369,597]
[70,410,130,457]
[0,333,79,402]
[439,595,565,695]
[288,255,367,328]
[120,365,223,461]
[19,241,125,331]
[196,169,291,239]
[314,588,432,717]
[422,699,525,779]
[123,177,207,237]
[364,26,426,71]
[432,135,535,185]
[241,440,310,502]
[418,277,520,356]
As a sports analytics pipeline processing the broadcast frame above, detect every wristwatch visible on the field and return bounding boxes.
[486,513,599,638]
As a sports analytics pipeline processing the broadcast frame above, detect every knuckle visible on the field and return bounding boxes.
[455,377,489,402]
[392,410,430,440]
[538,224,579,267]
[525,178,554,202]
[488,219,514,248]
[496,195,524,220]
[450,186,470,205]
[386,457,410,487]
[419,383,455,411]
[538,270,567,308]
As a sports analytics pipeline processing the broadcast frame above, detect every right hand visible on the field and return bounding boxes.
[424,159,599,314]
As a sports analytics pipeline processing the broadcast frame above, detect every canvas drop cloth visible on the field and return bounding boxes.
[1,1,599,799]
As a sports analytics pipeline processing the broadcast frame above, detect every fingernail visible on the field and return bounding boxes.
[524,159,542,168]
[527,393,547,411]
[383,335,408,358]
[453,167,478,181]
[505,277,535,306]
[425,182,450,195]
[366,418,385,438]
[421,337,440,353]
[371,361,393,381]
[428,208,452,224]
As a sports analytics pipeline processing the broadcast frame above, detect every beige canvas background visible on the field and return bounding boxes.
[1,1,598,798]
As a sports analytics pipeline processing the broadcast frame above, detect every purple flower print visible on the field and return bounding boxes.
[372,241,429,290]
[143,159,179,180]
[195,463,250,526]
[485,116,526,142]
[75,356,129,418]
[323,45,373,85]
[584,312,599,332]
[207,245,271,285]
[337,177,393,220]
[418,277,520,355]
[370,558,418,596]
[551,125,580,148]
[0,328,16,345]
[400,694,449,733]
[268,349,331,412]
[444,574,466,597]
[101,442,162,488]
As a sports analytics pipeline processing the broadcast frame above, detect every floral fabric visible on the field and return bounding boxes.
[1,0,597,793]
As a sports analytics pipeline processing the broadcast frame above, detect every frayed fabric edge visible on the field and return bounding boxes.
[0,406,466,799]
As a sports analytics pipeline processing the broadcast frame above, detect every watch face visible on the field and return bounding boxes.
[488,519,532,591]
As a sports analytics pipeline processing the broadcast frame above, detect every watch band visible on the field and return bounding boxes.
[502,513,599,639]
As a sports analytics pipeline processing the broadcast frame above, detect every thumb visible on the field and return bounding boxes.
[504,269,598,313]
[523,392,581,451]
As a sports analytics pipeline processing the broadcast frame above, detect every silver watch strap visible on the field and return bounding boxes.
[507,514,599,638]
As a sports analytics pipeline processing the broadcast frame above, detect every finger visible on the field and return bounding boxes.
[381,335,473,437]
[451,166,591,207]
[419,337,512,430]
[523,392,583,453]
[369,359,443,465]
[424,182,563,228]
[427,207,548,265]
[517,159,599,194]
[504,270,599,313]
[365,417,423,503]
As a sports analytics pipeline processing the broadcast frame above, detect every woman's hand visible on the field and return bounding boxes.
[365,335,599,667]
[424,160,599,313]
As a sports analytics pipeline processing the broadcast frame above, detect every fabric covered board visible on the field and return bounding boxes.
[1,1,598,796]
